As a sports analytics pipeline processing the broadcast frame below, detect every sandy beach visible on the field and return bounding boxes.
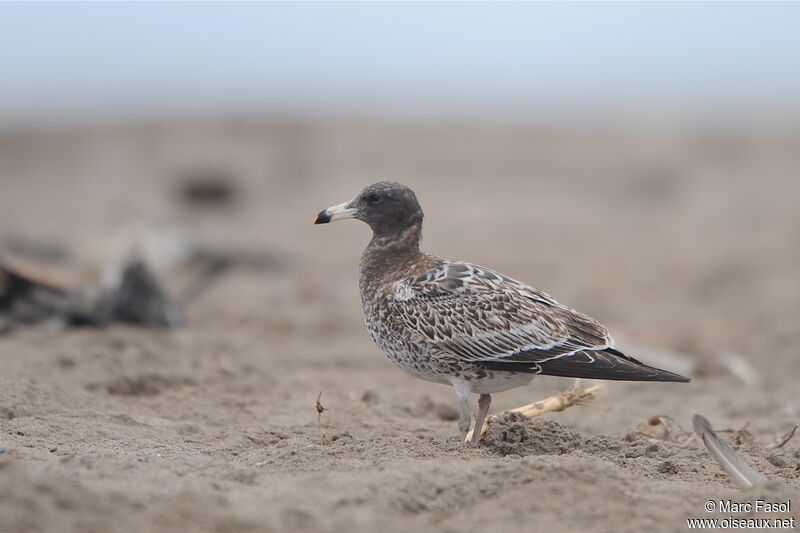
[1,119,799,532]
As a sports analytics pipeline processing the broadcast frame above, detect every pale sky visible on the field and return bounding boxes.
[1,2,799,125]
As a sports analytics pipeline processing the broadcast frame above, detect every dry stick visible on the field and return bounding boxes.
[767,424,799,450]
[315,391,326,444]
[465,380,603,443]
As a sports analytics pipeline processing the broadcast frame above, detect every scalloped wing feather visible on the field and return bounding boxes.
[391,261,610,360]
[390,260,690,382]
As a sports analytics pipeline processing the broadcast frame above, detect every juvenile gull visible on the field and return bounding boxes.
[314,182,690,444]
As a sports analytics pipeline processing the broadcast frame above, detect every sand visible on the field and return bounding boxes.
[1,119,799,532]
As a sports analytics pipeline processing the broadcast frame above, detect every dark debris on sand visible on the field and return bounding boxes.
[0,256,182,331]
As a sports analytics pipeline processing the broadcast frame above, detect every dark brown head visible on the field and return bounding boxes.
[314,181,423,239]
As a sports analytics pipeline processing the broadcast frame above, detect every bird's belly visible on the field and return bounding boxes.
[365,315,534,393]
[364,316,453,384]
[375,339,452,385]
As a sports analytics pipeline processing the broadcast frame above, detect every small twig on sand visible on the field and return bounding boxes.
[767,424,799,450]
[315,391,326,444]
[715,422,756,446]
[465,379,603,443]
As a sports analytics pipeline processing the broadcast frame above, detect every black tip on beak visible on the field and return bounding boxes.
[313,209,331,224]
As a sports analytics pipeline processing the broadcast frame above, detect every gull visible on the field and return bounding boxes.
[314,181,689,444]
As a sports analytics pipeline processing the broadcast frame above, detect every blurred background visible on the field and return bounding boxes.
[1,1,799,369]
[2,1,798,356]
[2,3,800,531]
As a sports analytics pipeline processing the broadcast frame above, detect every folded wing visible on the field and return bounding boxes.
[390,260,689,383]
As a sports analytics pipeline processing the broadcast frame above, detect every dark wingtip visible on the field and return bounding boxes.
[661,372,691,383]
[605,347,691,383]
[478,347,693,383]
[618,362,692,383]
[313,210,331,224]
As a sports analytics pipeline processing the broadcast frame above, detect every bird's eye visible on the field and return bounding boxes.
[366,193,381,203]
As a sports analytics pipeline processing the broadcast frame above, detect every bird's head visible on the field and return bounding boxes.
[314,181,423,237]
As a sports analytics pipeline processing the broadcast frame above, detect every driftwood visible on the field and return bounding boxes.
[1,235,283,333]
[0,253,181,331]
[465,380,602,443]
[0,253,79,325]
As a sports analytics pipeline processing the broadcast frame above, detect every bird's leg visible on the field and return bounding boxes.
[470,394,491,445]
[458,396,471,441]
[452,380,473,441]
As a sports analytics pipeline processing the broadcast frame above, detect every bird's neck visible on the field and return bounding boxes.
[360,222,424,284]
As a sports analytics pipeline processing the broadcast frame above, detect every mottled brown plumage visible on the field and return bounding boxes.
[314,181,689,443]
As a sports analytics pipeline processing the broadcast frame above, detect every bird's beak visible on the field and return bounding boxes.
[313,201,358,224]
